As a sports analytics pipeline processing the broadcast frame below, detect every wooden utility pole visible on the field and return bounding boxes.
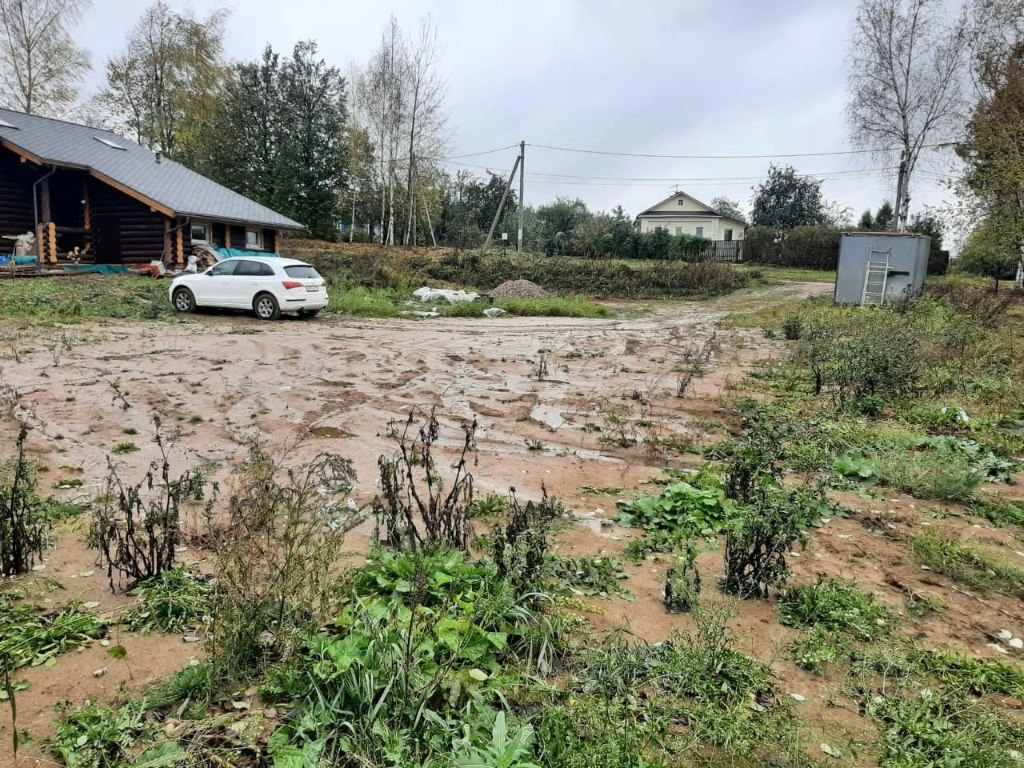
[517,140,525,252]
[483,154,521,250]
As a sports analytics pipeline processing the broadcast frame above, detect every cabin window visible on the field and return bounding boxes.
[675,227,683,236]
[245,228,262,249]
[724,228,733,242]
[190,221,210,244]
[695,226,704,238]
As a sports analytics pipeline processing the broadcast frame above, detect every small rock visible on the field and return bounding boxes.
[920,565,931,571]
[997,630,1014,641]
[100,640,111,647]
[987,643,1010,655]
[31,564,46,571]
[264,708,278,719]
[183,635,201,643]
[92,668,107,678]
[81,601,100,610]
[1010,638,1024,650]
[80,570,94,577]
[820,742,842,757]
[790,693,806,702]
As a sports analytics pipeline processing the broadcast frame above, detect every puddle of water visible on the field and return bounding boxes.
[309,425,354,439]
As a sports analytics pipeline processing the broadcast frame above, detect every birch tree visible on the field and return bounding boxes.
[354,14,448,247]
[0,0,90,115]
[101,1,228,160]
[402,16,447,246]
[847,0,968,230]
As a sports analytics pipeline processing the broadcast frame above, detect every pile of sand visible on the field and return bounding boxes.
[490,279,550,300]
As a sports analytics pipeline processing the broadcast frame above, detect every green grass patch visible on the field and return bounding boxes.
[0,275,169,322]
[911,532,1024,600]
[778,577,889,640]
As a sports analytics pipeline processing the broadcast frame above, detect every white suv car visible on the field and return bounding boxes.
[169,256,329,320]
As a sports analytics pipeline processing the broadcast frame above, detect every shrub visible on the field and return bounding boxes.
[492,489,566,601]
[209,443,359,678]
[781,313,803,340]
[1,427,49,576]
[616,475,734,534]
[374,410,475,552]
[744,226,842,269]
[722,488,820,599]
[90,419,217,591]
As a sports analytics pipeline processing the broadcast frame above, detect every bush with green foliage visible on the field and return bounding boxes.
[722,486,822,599]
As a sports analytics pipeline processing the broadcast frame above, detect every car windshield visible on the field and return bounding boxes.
[284,264,319,279]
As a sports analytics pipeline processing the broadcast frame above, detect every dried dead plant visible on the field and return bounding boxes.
[374,409,476,552]
[208,441,359,676]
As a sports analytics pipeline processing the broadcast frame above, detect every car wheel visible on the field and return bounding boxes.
[172,287,196,313]
[253,292,281,320]
[298,309,320,318]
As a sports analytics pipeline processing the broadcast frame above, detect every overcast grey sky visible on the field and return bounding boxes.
[77,0,963,221]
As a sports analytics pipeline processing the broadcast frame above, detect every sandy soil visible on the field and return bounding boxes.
[3,280,1023,765]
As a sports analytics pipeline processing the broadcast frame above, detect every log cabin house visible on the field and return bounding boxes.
[0,107,302,267]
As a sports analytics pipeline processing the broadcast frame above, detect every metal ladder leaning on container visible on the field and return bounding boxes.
[861,249,890,306]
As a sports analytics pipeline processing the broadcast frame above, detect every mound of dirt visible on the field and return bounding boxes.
[490,279,551,300]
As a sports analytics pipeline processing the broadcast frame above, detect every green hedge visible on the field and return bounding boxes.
[745,226,949,274]
[296,247,748,300]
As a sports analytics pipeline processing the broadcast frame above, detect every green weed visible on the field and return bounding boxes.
[0,594,106,671]
[123,567,212,635]
[778,577,889,640]
[50,700,150,768]
[111,441,139,455]
[911,532,1024,600]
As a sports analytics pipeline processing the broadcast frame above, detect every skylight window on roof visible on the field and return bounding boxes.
[0,118,17,129]
[94,136,127,150]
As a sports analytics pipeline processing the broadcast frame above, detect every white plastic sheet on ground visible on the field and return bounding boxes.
[413,286,479,305]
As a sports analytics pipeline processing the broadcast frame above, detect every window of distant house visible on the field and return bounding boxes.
[695,226,704,238]
[245,228,262,249]
[675,227,683,236]
[677,198,686,205]
[724,228,733,242]
[190,221,209,244]
[654,226,664,233]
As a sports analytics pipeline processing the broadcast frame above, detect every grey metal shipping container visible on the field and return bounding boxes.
[834,233,931,306]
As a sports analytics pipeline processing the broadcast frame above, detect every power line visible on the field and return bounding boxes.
[431,144,519,160]
[437,158,896,184]
[525,141,957,160]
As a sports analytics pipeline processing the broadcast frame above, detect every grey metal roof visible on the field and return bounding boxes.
[0,108,303,230]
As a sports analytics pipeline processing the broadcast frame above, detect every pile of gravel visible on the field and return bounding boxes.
[489,279,551,300]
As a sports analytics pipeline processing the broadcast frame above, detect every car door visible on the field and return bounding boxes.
[196,259,238,305]
[230,259,275,308]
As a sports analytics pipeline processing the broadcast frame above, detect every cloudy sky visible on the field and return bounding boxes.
[76,0,963,222]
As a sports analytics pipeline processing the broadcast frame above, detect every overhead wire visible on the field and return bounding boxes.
[523,141,957,160]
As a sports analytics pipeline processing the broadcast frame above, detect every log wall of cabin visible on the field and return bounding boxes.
[88,177,167,264]
[0,148,38,238]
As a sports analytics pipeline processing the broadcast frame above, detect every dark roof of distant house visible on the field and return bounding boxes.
[0,108,302,230]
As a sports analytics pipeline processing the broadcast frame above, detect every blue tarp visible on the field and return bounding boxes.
[217,248,281,260]
[63,264,131,274]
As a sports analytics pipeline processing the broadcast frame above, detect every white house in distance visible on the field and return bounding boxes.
[634,191,747,241]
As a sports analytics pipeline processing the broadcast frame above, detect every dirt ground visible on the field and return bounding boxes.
[3,280,1024,765]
